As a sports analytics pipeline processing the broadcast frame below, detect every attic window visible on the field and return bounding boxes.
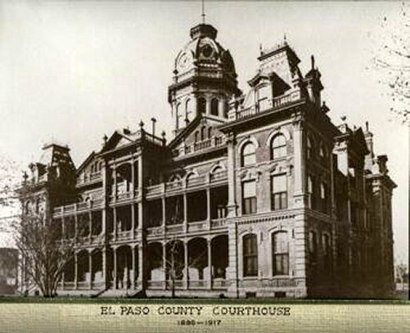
[198,97,206,114]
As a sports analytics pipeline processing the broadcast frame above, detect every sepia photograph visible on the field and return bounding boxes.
[0,0,408,332]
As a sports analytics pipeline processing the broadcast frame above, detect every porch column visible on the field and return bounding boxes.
[207,239,212,289]
[102,247,107,289]
[162,243,167,290]
[162,197,166,226]
[183,194,188,232]
[184,241,188,290]
[292,117,306,208]
[206,187,211,230]
[131,204,135,240]
[131,246,136,290]
[131,160,135,198]
[113,166,117,202]
[89,251,93,290]
[138,244,144,290]
[113,207,117,241]
[113,247,117,290]
[89,211,92,242]
[74,253,78,289]
[226,132,237,217]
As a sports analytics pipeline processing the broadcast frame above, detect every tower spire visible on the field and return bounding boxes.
[201,0,206,24]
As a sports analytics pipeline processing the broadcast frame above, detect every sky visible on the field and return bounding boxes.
[0,1,408,265]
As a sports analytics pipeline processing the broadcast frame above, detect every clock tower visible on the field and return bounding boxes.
[168,23,241,135]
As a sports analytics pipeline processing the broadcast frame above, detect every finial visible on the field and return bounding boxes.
[311,55,315,70]
[161,130,166,145]
[341,115,347,122]
[139,120,144,128]
[151,117,157,137]
[103,134,108,144]
[201,0,206,24]
[259,43,263,54]
[365,121,369,132]
[284,33,287,43]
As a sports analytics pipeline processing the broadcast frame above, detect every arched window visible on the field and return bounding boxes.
[197,97,206,114]
[186,99,193,123]
[272,231,289,276]
[241,142,256,167]
[307,136,313,160]
[243,234,258,277]
[208,127,213,139]
[322,233,332,270]
[309,231,317,263]
[201,126,206,141]
[176,103,182,129]
[271,134,287,159]
[194,131,199,143]
[211,98,219,116]
[24,201,30,214]
[35,198,41,213]
[308,175,314,209]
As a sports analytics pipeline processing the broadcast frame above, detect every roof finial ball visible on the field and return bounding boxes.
[139,120,144,129]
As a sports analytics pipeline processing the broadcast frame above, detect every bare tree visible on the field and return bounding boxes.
[369,2,410,125]
[12,211,103,297]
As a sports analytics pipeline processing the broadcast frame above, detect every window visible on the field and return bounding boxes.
[194,131,199,143]
[201,126,206,141]
[319,143,326,159]
[198,97,206,114]
[272,231,289,275]
[242,180,257,215]
[176,103,182,129]
[241,142,256,167]
[211,98,219,116]
[320,182,328,213]
[208,127,213,139]
[271,174,287,210]
[186,99,194,123]
[322,233,331,270]
[307,176,315,209]
[243,234,258,277]
[271,134,287,159]
[309,231,317,262]
[307,136,313,160]
[257,84,270,111]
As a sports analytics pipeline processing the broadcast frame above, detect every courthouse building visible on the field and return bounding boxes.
[19,22,396,298]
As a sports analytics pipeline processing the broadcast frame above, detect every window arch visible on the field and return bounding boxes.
[243,234,258,277]
[271,134,287,159]
[197,97,206,114]
[211,98,219,116]
[241,142,256,167]
[272,231,289,276]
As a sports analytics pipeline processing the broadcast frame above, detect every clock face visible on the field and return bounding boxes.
[178,53,188,69]
[201,44,213,58]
